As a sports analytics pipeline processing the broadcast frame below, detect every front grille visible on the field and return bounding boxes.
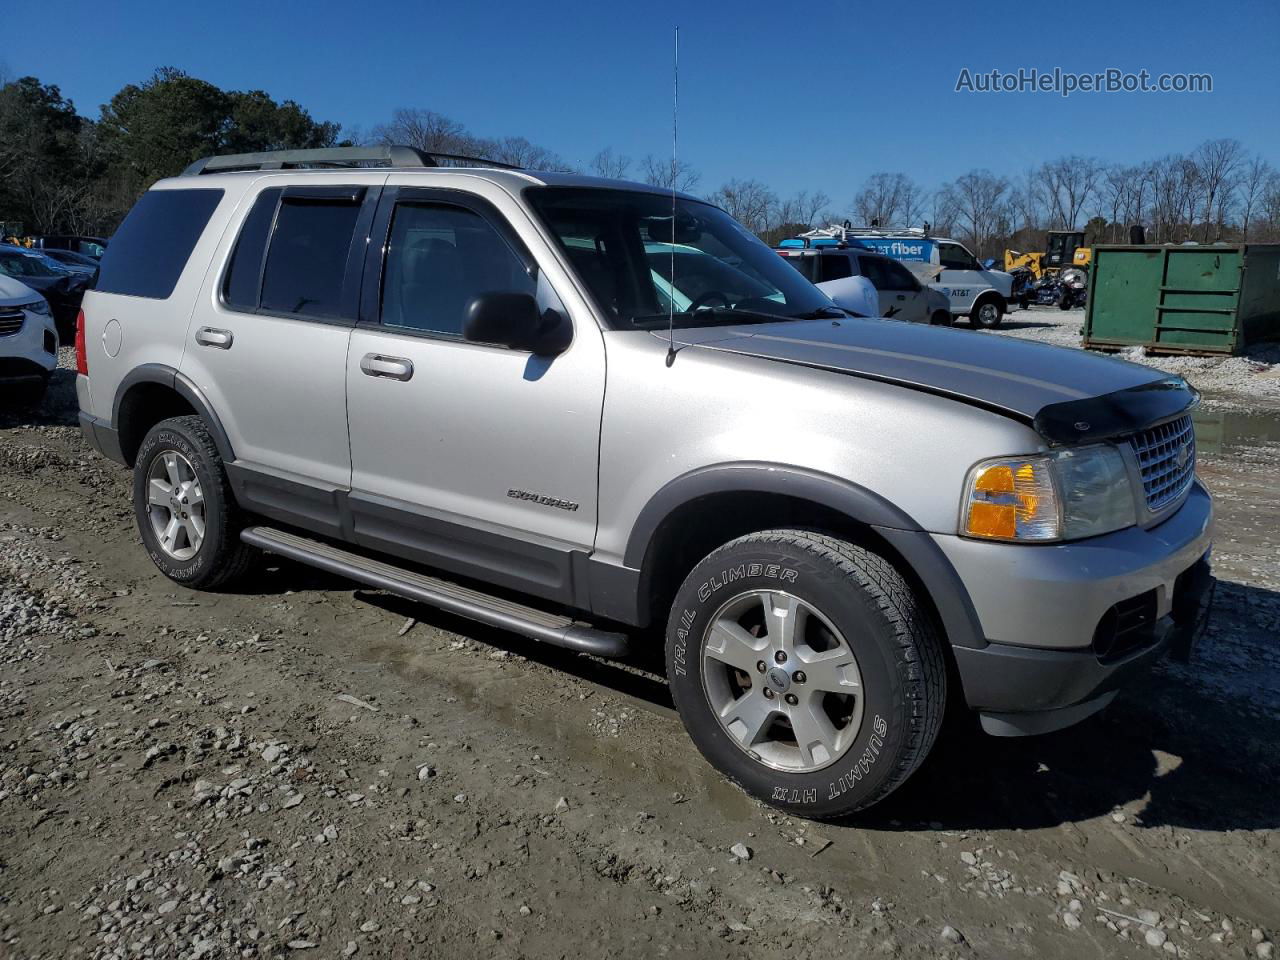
[1128,415,1195,512]
[0,310,23,337]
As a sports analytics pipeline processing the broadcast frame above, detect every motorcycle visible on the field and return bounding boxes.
[1057,267,1088,310]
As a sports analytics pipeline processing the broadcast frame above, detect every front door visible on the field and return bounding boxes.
[344,185,605,605]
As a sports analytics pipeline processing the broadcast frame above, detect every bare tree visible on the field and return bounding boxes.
[372,108,472,155]
[640,154,700,193]
[1192,138,1244,240]
[1040,155,1103,229]
[1235,155,1271,241]
[707,179,777,233]
[852,172,922,228]
[590,147,631,179]
[1261,174,1280,241]
[776,189,831,230]
[937,169,1009,256]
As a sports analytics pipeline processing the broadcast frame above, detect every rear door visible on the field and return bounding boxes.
[181,175,382,537]
[343,181,606,606]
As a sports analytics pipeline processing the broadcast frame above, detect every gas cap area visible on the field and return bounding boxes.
[103,318,122,357]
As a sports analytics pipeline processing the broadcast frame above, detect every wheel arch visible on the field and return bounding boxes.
[112,363,235,466]
[972,289,1007,313]
[620,463,986,651]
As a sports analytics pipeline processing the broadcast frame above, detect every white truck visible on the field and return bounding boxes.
[785,226,1015,328]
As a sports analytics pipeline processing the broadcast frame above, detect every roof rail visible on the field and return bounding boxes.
[181,145,522,176]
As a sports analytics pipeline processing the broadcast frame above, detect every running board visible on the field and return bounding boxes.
[240,526,630,658]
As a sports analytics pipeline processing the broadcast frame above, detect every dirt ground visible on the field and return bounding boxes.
[2,319,1278,959]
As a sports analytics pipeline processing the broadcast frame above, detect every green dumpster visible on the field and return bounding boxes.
[1083,243,1280,355]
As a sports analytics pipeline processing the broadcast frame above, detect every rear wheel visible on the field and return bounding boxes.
[132,415,255,589]
[666,530,946,819]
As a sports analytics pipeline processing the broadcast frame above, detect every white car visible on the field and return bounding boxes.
[0,274,59,406]
[776,247,953,324]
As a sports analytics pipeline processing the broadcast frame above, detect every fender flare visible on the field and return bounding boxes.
[621,462,986,649]
[111,363,236,463]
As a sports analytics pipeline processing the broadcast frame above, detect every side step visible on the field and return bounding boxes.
[240,526,631,658]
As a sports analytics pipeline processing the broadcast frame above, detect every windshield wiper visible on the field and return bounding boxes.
[787,307,847,320]
[630,307,797,328]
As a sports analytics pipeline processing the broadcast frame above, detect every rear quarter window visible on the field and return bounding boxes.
[95,189,224,299]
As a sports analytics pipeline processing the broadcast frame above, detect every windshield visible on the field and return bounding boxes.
[526,187,834,328]
[0,250,66,279]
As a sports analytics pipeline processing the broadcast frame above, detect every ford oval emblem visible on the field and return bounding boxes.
[1074,421,1091,432]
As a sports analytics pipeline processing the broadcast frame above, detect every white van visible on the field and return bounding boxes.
[784,227,1015,328]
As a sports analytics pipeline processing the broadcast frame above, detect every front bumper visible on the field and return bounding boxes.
[935,480,1214,735]
[0,309,58,383]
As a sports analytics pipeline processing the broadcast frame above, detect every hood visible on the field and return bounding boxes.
[0,274,40,305]
[668,318,1195,443]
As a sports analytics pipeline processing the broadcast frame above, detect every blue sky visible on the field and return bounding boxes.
[6,0,1276,204]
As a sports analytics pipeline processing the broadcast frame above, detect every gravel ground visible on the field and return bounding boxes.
[986,306,1280,410]
[1,349,1278,959]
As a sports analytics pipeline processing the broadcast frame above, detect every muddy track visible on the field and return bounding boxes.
[1,358,1277,959]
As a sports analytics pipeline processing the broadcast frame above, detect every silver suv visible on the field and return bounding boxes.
[77,146,1214,819]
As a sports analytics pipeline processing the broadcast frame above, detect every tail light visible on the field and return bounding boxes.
[74,309,88,375]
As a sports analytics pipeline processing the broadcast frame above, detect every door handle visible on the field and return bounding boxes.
[195,327,233,349]
[360,353,414,381]
[895,294,906,300]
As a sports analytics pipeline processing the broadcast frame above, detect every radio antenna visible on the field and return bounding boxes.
[665,25,679,368]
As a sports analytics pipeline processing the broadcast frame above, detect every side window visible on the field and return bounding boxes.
[939,244,977,271]
[380,203,534,336]
[780,254,817,283]
[222,188,281,311]
[881,258,920,291]
[259,195,362,318]
[95,189,224,299]
[819,255,852,282]
[857,255,890,290]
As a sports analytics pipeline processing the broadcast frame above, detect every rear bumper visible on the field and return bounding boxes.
[79,411,127,464]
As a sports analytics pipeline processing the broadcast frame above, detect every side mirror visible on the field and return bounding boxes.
[463,292,569,355]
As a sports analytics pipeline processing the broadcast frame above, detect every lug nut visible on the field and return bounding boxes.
[774,651,787,664]
[793,671,806,684]
[785,694,798,705]
[756,661,767,673]
[762,688,775,699]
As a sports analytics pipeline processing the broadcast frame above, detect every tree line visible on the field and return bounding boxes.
[3,67,1278,261]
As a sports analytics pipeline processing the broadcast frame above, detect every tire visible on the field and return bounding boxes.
[665,530,946,819]
[969,297,1004,328]
[929,310,954,327]
[133,415,256,590]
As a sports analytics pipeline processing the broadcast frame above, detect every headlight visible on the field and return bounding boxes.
[961,445,1135,542]
[22,299,51,316]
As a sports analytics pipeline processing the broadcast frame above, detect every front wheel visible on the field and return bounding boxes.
[133,415,256,590]
[665,531,946,819]
[970,298,1004,328]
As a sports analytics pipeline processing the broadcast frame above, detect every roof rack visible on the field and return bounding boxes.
[181,145,522,176]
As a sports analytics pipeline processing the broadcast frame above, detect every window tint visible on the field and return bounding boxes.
[260,197,361,318]
[939,244,977,270]
[820,255,852,282]
[780,253,817,283]
[222,188,281,311]
[856,255,890,291]
[879,258,920,291]
[381,203,533,336]
[95,189,223,299]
